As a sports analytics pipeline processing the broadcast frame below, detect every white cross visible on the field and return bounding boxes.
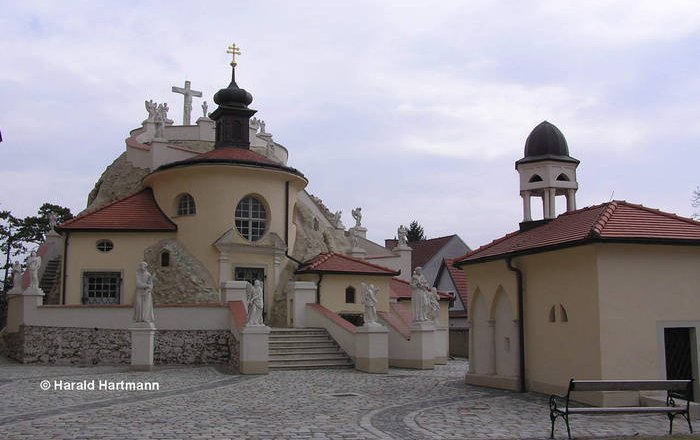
[171,80,203,125]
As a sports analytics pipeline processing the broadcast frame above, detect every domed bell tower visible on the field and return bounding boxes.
[516,121,580,223]
[210,43,257,149]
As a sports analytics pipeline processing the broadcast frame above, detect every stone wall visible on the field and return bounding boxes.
[4,326,240,368]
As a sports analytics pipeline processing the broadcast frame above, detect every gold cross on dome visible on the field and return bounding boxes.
[227,43,242,66]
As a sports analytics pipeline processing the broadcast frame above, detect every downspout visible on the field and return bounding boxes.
[316,273,323,305]
[507,256,526,393]
[61,231,69,305]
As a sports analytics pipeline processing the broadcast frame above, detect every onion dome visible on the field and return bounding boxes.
[213,69,253,109]
[516,121,579,165]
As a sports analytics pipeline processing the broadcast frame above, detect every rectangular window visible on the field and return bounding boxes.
[82,272,121,304]
[234,267,265,285]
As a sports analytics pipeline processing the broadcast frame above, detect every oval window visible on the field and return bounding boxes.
[234,196,268,241]
[96,239,114,252]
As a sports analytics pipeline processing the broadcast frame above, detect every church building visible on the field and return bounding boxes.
[454,121,700,404]
[5,46,450,371]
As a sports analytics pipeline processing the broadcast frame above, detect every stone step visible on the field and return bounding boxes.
[269,359,354,370]
[270,347,343,355]
[267,328,353,371]
[269,352,349,362]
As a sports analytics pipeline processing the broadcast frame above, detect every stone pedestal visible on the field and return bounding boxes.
[434,325,449,364]
[196,117,215,141]
[391,244,412,282]
[130,322,156,371]
[239,325,270,374]
[349,246,367,259]
[220,280,248,303]
[289,281,317,328]
[355,324,388,373]
[5,290,44,332]
[350,226,367,239]
[407,321,436,369]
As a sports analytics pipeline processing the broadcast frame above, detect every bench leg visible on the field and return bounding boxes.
[565,414,571,440]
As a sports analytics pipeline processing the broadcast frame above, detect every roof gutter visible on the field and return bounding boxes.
[506,256,526,393]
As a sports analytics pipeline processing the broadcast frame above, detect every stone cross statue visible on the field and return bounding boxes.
[245,280,264,326]
[351,207,362,228]
[361,282,379,326]
[133,261,155,323]
[172,80,203,125]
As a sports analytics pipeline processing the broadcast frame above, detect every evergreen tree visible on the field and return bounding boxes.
[406,220,426,242]
[693,187,700,220]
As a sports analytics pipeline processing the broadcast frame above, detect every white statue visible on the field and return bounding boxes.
[350,231,358,249]
[11,261,22,292]
[265,139,275,159]
[398,225,408,246]
[154,103,168,139]
[361,282,379,326]
[351,207,362,228]
[245,280,264,326]
[26,251,41,291]
[259,120,266,134]
[202,101,208,118]
[250,117,260,131]
[48,212,58,230]
[427,287,441,322]
[332,211,343,228]
[145,100,157,121]
[133,261,155,323]
[410,267,430,322]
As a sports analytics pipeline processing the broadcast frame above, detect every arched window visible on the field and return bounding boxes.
[160,250,170,267]
[345,286,356,304]
[556,173,570,181]
[529,174,543,183]
[235,195,267,241]
[176,193,196,216]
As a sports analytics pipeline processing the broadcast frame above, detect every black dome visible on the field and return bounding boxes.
[516,121,579,166]
[213,79,253,108]
[525,121,569,157]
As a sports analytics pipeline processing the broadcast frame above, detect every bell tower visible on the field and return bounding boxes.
[516,121,580,223]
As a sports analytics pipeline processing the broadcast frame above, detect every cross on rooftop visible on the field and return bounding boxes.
[171,80,203,125]
[227,43,242,67]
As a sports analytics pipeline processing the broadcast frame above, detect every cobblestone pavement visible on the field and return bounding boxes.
[0,354,697,439]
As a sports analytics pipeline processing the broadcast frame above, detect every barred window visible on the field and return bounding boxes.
[82,272,121,304]
[176,193,196,216]
[235,196,267,241]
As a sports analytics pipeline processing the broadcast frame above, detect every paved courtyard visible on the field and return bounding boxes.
[0,354,695,440]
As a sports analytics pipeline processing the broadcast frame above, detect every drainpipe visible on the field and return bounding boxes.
[316,273,323,305]
[507,257,526,393]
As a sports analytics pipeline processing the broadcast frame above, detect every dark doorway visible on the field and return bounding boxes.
[664,327,694,400]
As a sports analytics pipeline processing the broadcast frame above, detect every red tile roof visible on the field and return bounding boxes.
[295,253,400,276]
[409,235,456,269]
[455,201,700,265]
[440,258,468,309]
[57,188,177,232]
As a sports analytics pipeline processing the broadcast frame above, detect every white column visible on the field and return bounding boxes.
[542,191,550,220]
[548,189,557,218]
[566,189,577,212]
[488,319,496,375]
[218,252,229,286]
[521,191,532,222]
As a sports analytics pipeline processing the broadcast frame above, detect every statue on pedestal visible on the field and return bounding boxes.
[11,261,22,292]
[351,207,362,228]
[202,101,208,118]
[361,282,379,326]
[410,267,430,322]
[133,262,155,323]
[245,280,264,326]
[398,225,408,247]
[27,251,41,291]
[427,287,441,322]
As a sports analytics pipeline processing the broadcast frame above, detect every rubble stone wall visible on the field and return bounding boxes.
[4,326,238,367]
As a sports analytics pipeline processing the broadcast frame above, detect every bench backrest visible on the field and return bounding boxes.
[570,379,692,392]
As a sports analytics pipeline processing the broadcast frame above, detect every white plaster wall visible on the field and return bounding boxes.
[305,306,356,357]
[494,291,517,377]
[471,291,490,375]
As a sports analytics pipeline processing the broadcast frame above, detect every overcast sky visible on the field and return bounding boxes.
[2,0,700,249]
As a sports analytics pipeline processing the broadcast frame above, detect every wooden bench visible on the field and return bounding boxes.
[549,379,694,439]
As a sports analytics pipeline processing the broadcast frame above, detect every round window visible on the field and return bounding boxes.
[234,196,267,241]
[96,239,114,252]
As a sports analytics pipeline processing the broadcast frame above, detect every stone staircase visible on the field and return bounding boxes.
[269,328,353,370]
[40,257,62,304]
